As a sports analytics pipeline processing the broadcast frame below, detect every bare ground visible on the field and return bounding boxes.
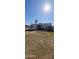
[25,31,54,59]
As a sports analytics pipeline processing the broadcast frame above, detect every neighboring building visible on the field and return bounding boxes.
[29,24,38,30]
[26,23,54,32]
[25,25,29,31]
[39,23,52,30]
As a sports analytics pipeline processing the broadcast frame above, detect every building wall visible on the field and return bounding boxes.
[27,23,54,32]
[29,24,37,30]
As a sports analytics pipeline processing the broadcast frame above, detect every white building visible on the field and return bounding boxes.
[28,23,53,31]
[29,24,37,30]
[39,23,52,29]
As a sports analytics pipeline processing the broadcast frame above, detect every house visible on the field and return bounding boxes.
[39,23,54,31]
[29,24,38,30]
[25,25,29,31]
[27,23,54,32]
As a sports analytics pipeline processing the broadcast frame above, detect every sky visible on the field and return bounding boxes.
[25,0,54,25]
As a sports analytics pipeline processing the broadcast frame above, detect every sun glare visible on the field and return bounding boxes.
[43,4,51,12]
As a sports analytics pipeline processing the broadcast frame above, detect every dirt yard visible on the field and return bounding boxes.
[25,31,54,59]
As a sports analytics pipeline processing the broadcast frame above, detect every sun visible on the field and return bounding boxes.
[43,4,51,12]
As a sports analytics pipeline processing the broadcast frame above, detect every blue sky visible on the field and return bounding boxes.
[25,0,54,25]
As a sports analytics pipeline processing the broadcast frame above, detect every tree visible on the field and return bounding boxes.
[35,19,38,24]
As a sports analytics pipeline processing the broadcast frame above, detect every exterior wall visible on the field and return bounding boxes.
[29,24,37,30]
[39,23,52,30]
[25,25,29,30]
[26,23,54,31]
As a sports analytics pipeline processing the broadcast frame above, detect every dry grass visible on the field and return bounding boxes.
[25,31,54,59]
